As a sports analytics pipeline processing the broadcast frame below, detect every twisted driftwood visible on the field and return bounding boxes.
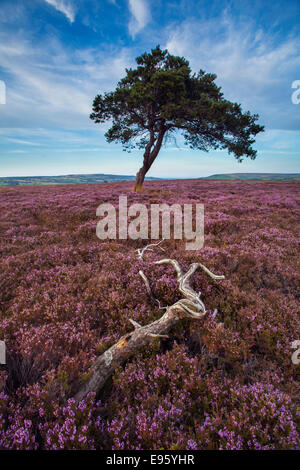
[74,251,224,403]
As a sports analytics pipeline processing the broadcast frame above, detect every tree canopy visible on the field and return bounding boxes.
[90,45,264,191]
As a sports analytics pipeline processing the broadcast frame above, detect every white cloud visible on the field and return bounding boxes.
[0,35,133,129]
[44,0,75,23]
[165,18,299,88]
[5,138,44,146]
[164,16,300,130]
[128,0,150,38]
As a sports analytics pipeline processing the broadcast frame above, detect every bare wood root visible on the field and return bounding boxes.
[74,258,224,404]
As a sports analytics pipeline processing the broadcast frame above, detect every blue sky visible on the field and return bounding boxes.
[0,0,299,177]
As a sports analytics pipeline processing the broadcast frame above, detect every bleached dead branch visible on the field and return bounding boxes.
[74,257,224,403]
[139,269,167,311]
[136,240,165,260]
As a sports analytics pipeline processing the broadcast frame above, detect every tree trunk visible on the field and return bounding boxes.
[134,127,166,192]
[134,165,147,192]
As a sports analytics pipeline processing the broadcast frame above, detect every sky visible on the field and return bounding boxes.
[0,0,299,178]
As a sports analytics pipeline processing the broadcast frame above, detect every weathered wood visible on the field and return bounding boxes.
[73,257,225,404]
[74,305,181,403]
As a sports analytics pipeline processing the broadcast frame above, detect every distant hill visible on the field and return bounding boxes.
[0,173,161,187]
[203,173,300,181]
[2,172,300,187]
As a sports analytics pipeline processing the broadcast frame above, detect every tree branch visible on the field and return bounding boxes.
[136,240,165,260]
[73,257,225,403]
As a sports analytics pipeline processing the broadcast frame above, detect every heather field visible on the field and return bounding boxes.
[0,179,299,450]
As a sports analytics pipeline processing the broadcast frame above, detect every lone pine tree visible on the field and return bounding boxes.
[90,45,264,192]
